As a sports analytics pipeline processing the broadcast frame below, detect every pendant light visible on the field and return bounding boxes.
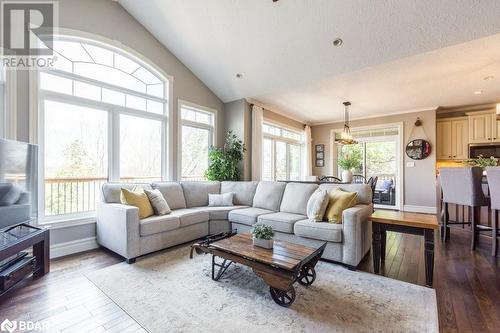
[335,101,358,145]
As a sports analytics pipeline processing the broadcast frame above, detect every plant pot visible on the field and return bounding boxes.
[253,237,273,249]
[342,170,353,183]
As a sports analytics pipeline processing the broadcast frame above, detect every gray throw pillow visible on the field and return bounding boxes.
[144,189,171,215]
[306,189,329,221]
[0,183,22,206]
[208,192,234,207]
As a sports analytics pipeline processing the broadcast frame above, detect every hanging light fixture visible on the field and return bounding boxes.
[335,101,358,145]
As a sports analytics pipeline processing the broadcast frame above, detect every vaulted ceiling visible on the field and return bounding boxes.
[119,0,500,123]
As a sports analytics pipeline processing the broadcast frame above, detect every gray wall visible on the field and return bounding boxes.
[14,0,224,247]
[311,110,437,208]
[223,99,252,180]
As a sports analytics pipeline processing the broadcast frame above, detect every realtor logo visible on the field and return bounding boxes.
[0,319,16,333]
[1,0,56,56]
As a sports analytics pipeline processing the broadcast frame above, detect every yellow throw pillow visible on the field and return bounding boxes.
[324,188,358,223]
[120,188,154,219]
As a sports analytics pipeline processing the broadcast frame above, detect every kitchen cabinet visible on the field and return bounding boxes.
[467,111,498,143]
[436,117,468,160]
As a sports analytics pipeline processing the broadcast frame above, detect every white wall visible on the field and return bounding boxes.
[13,0,224,250]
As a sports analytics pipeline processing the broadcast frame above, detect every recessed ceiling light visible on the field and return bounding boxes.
[474,90,483,95]
[236,73,243,78]
[332,38,343,47]
[483,75,495,81]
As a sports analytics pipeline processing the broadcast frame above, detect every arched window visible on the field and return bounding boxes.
[37,35,170,220]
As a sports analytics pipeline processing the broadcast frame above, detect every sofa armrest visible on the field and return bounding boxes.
[341,204,373,267]
[96,202,140,259]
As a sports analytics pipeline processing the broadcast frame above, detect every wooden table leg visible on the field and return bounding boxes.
[424,228,434,287]
[32,230,50,277]
[372,222,382,274]
[381,227,386,263]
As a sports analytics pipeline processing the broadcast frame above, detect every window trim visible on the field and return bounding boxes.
[177,99,218,181]
[30,30,173,225]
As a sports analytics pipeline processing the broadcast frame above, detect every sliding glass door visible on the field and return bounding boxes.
[336,126,401,209]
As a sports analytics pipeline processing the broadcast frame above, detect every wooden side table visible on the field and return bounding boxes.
[369,210,438,287]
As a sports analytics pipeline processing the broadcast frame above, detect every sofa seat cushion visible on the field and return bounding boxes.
[140,215,180,236]
[294,219,343,243]
[257,212,307,233]
[206,205,248,220]
[228,207,274,226]
[170,208,209,227]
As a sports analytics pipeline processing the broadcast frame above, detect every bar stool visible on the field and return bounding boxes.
[486,167,500,256]
[439,167,490,249]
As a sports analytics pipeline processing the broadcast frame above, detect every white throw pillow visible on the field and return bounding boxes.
[208,192,234,207]
[144,189,171,215]
[306,189,329,221]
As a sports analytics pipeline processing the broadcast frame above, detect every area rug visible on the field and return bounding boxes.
[86,246,438,333]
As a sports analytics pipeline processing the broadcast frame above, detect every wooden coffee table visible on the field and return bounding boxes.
[191,233,326,307]
[370,210,438,287]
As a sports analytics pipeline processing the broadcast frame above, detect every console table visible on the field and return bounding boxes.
[0,223,50,296]
[369,210,438,287]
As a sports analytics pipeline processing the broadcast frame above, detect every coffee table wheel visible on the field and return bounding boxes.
[194,247,204,255]
[269,286,296,307]
[298,266,316,286]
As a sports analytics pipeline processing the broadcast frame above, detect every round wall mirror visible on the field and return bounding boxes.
[406,139,431,160]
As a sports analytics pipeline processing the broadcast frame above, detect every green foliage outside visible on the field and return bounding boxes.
[337,145,363,171]
[252,224,275,240]
[463,155,499,169]
[205,131,246,181]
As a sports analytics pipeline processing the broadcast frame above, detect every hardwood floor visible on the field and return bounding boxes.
[1,229,499,332]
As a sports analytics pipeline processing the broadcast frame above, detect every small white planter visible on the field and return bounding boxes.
[342,170,353,183]
[253,237,274,249]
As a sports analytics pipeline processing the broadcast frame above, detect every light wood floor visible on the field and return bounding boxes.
[1,229,499,332]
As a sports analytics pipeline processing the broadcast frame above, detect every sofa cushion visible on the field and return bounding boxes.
[0,183,22,206]
[252,181,286,211]
[151,182,186,210]
[257,212,307,233]
[181,181,220,208]
[208,192,234,207]
[101,183,152,203]
[306,189,329,221]
[144,189,171,215]
[280,183,318,215]
[294,219,343,243]
[140,215,180,237]
[220,181,259,206]
[319,183,372,205]
[206,205,248,220]
[170,208,209,227]
[324,188,358,223]
[228,207,274,226]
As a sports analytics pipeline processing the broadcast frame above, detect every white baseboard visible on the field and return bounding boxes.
[50,236,99,259]
[403,205,437,214]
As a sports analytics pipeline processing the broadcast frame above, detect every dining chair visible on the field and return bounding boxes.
[367,176,378,209]
[439,167,490,249]
[352,174,366,184]
[486,167,500,256]
[318,176,342,183]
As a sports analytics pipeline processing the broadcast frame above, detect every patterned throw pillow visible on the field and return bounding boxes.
[144,189,171,215]
[208,192,234,207]
[306,189,329,221]
[324,188,358,223]
[120,188,154,219]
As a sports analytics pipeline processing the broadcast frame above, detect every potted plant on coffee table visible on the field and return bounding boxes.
[251,224,275,249]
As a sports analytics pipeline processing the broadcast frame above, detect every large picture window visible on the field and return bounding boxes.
[262,123,303,181]
[180,103,215,181]
[38,36,169,220]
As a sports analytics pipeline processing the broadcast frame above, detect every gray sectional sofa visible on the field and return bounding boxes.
[96,181,373,268]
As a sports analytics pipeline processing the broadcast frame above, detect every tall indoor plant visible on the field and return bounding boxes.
[205,131,246,181]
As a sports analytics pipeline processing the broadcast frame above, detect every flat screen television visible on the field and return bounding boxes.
[0,139,38,228]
